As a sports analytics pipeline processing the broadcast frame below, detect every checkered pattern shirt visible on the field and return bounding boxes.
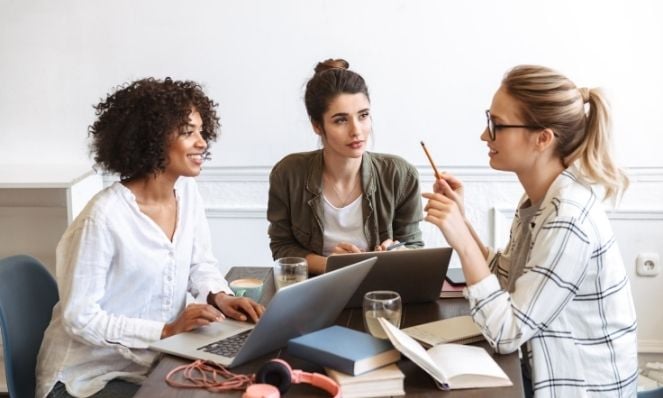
[465,169,638,397]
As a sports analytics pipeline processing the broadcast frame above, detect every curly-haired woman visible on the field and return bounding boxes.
[36,78,264,398]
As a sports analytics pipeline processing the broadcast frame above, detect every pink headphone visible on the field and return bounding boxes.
[243,359,340,398]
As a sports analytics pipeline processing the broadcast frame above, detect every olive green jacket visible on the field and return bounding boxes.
[267,150,424,260]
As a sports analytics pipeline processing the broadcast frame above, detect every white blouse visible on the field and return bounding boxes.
[36,177,230,398]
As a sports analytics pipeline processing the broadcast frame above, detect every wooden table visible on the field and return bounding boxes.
[136,267,524,397]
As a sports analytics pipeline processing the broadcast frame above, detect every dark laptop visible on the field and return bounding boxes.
[325,247,453,308]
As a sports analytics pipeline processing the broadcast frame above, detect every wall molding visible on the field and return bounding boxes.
[102,165,663,185]
[639,340,663,354]
[206,207,266,219]
[197,166,271,183]
[492,208,663,247]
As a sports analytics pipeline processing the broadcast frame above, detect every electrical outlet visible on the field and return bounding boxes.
[636,253,660,277]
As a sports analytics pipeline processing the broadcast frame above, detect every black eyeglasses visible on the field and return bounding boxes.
[485,110,545,141]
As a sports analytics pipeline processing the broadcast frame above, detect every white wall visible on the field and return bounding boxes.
[2,0,663,351]
[1,0,662,168]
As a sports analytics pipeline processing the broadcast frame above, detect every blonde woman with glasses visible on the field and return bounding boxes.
[423,65,637,397]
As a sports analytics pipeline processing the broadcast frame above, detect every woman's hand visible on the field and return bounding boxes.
[374,239,404,251]
[424,173,491,285]
[213,293,265,323]
[422,191,473,251]
[161,303,225,339]
[434,172,466,217]
[330,242,362,254]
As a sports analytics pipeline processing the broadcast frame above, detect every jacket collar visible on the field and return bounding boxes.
[305,150,377,197]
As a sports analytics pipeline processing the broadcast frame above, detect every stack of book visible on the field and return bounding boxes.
[440,267,466,298]
[288,325,404,396]
[326,364,405,398]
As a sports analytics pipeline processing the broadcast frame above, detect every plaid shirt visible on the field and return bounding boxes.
[466,169,638,397]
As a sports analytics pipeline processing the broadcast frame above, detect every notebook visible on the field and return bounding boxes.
[149,257,376,367]
[325,247,452,308]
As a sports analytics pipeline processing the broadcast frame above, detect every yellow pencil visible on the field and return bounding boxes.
[420,141,442,180]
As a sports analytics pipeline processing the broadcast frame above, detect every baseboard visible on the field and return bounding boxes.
[639,340,663,354]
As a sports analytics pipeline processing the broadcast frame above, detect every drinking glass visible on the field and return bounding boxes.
[274,257,308,289]
[363,290,402,339]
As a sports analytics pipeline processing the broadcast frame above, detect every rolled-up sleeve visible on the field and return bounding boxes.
[466,216,592,353]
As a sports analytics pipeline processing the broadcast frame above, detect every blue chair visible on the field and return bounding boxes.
[0,255,59,398]
[640,386,663,398]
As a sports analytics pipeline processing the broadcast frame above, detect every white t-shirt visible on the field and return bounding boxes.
[321,195,369,256]
[35,177,230,398]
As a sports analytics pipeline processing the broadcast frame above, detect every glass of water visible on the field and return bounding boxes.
[274,257,308,289]
[363,290,402,339]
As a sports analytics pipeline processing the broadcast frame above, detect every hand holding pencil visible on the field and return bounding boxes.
[419,141,466,216]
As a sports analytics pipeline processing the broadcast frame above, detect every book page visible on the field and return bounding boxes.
[378,318,450,388]
[426,344,511,389]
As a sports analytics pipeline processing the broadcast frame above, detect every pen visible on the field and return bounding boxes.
[420,141,442,180]
[386,242,406,251]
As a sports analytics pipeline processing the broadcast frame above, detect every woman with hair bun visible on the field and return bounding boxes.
[267,58,424,274]
[423,65,637,397]
[36,78,264,398]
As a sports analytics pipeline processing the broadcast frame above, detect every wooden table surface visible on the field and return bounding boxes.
[135,267,524,398]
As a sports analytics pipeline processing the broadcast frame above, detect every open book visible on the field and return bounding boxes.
[378,318,512,390]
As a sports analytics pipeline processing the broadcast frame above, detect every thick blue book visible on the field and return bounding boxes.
[288,325,401,375]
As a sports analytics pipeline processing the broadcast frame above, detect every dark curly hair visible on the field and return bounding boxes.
[89,77,220,179]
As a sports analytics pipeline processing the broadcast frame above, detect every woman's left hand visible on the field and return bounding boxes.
[212,293,265,323]
[422,192,473,251]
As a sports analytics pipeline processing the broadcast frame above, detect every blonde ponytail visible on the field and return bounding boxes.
[564,88,629,200]
[502,65,628,201]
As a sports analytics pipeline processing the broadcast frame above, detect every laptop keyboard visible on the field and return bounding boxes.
[197,329,252,357]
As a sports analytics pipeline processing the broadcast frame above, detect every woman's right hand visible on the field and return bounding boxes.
[330,242,362,254]
[434,172,466,217]
[161,303,224,339]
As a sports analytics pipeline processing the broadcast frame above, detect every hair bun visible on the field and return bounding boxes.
[314,58,349,74]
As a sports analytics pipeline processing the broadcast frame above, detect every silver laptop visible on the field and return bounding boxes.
[325,247,452,308]
[149,257,376,367]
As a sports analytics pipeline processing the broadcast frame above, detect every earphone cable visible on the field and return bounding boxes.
[165,359,255,392]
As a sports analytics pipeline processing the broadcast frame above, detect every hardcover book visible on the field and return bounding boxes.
[325,364,405,398]
[288,325,401,375]
[440,280,465,298]
[402,315,484,347]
